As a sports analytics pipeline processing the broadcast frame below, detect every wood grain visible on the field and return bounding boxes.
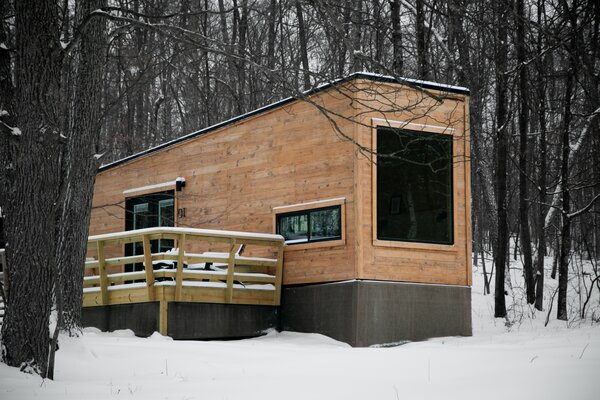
[89,78,471,287]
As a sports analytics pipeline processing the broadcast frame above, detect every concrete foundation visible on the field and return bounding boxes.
[82,302,278,339]
[167,302,278,340]
[280,280,471,346]
[82,302,160,337]
[82,281,471,345]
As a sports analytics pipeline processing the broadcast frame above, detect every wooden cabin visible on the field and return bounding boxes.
[84,72,472,346]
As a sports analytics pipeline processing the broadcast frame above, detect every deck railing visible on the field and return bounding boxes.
[83,227,285,334]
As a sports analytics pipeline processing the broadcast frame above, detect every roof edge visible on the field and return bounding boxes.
[99,72,469,172]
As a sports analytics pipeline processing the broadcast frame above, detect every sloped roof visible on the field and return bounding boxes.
[99,72,469,172]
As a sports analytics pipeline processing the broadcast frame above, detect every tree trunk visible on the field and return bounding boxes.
[267,0,277,72]
[390,0,403,75]
[235,0,248,114]
[557,0,579,322]
[55,0,106,335]
[0,0,63,378]
[48,0,106,379]
[494,0,510,318]
[351,0,363,73]
[516,0,535,304]
[295,0,311,90]
[203,0,211,126]
[372,0,384,72]
[416,0,429,80]
[557,60,575,322]
[534,0,547,311]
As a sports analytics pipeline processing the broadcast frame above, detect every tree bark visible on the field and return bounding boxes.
[390,0,403,75]
[494,0,510,318]
[516,0,535,304]
[54,0,106,335]
[0,0,63,377]
[267,0,278,78]
[416,0,429,80]
[295,0,311,90]
[351,0,363,73]
[372,0,384,72]
[534,0,547,311]
[557,56,575,322]
[556,0,579,322]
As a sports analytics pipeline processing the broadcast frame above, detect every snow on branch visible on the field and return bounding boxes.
[0,120,21,137]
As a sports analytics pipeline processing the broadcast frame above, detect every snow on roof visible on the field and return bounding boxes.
[355,71,469,93]
[99,72,469,172]
[122,178,185,195]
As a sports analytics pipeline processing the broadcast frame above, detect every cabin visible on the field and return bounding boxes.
[83,72,472,346]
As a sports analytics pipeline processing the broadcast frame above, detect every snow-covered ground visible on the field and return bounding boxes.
[1,258,599,400]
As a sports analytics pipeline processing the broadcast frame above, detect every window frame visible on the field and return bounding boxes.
[371,119,457,252]
[273,198,346,251]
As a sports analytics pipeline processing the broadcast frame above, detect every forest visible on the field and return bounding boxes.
[0,0,599,379]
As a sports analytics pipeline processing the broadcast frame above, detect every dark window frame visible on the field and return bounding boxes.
[124,190,175,273]
[276,205,342,245]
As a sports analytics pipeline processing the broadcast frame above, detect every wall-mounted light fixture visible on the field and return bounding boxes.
[175,177,186,192]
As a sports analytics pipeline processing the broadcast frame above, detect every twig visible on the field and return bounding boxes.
[545,286,559,327]
[578,343,589,360]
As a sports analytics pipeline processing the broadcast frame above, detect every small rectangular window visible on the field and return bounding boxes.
[276,205,341,245]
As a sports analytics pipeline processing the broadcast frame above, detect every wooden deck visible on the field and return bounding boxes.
[83,227,285,335]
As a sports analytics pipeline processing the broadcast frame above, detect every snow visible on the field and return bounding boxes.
[272,197,345,211]
[122,178,185,195]
[82,281,275,292]
[371,117,456,133]
[88,226,284,241]
[155,281,274,291]
[355,71,469,93]
[284,238,309,244]
[1,259,599,399]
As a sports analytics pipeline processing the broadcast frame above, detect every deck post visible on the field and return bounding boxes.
[96,241,108,305]
[274,242,284,305]
[159,300,169,336]
[174,234,186,301]
[142,234,155,301]
[225,239,236,303]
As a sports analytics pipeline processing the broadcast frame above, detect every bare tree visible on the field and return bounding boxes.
[493,0,510,318]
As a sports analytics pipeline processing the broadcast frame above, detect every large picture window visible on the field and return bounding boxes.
[376,127,453,245]
[276,205,341,245]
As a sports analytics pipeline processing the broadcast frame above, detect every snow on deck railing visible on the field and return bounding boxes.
[83,227,285,324]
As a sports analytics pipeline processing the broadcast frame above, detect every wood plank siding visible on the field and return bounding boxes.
[89,76,471,287]
[90,87,358,285]
[353,79,471,286]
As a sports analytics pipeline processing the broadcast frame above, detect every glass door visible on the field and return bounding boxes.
[125,191,175,273]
